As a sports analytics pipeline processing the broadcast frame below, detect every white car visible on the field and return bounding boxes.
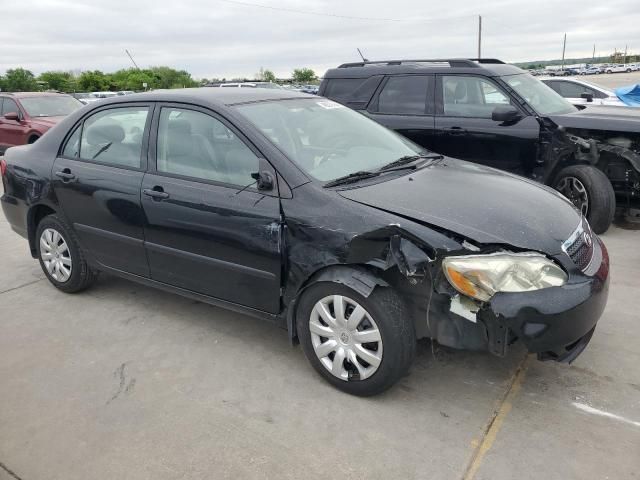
[603,64,634,74]
[207,82,282,89]
[579,66,602,75]
[539,77,626,106]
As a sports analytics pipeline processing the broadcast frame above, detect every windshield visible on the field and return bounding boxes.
[235,99,423,181]
[503,74,576,115]
[20,96,83,117]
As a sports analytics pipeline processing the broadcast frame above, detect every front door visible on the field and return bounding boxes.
[141,105,282,313]
[434,75,540,175]
[52,104,152,276]
[0,98,26,149]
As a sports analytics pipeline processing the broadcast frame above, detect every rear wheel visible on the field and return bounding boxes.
[554,165,615,234]
[297,281,415,396]
[36,215,97,293]
[27,135,39,144]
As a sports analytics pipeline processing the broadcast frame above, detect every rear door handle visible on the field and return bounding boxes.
[55,169,76,181]
[143,187,170,200]
[443,126,468,135]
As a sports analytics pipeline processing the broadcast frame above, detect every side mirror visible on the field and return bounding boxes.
[492,105,521,123]
[580,92,594,102]
[3,112,20,121]
[251,171,274,191]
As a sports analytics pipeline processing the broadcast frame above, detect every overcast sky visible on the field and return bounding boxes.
[2,0,639,79]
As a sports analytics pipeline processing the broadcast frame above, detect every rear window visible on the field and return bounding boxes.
[376,75,432,115]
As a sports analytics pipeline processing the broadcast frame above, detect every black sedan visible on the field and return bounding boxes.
[0,89,609,395]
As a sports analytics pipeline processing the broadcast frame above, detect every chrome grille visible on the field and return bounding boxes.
[562,219,595,272]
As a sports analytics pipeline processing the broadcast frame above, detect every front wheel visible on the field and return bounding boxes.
[554,165,616,234]
[297,282,415,396]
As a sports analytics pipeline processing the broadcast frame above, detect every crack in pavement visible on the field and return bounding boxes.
[0,461,24,480]
[461,354,532,480]
[0,278,44,296]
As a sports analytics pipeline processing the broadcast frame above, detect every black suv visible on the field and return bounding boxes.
[320,58,640,233]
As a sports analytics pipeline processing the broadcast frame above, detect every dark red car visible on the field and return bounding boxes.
[0,92,83,154]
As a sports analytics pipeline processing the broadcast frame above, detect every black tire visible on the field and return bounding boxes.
[297,281,416,396]
[35,215,97,293]
[554,165,616,234]
[27,136,39,144]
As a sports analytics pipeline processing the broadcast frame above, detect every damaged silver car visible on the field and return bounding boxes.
[1,89,610,396]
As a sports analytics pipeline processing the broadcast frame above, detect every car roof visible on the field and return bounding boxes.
[322,58,525,79]
[0,92,73,99]
[93,87,312,107]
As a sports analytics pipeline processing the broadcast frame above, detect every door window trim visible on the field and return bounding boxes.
[57,102,154,172]
[367,74,435,116]
[435,74,524,119]
[147,102,278,193]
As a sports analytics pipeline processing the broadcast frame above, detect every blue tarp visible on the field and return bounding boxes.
[615,84,640,107]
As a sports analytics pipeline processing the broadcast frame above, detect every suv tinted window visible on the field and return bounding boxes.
[323,78,367,102]
[157,107,259,187]
[80,107,149,168]
[442,76,510,118]
[377,75,431,115]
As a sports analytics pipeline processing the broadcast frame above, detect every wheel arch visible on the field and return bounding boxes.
[27,203,58,257]
[285,264,389,344]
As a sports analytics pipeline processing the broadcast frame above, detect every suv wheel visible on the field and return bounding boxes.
[36,215,97,293]
[554,165,616,234]
[297,282,415,396]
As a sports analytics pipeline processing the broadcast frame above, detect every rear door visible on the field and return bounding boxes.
[52,103,152,276]
[433,75,539,175]
[365,75,437,150]
[141,104,282,313]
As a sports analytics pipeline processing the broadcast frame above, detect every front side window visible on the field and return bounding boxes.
[156,107,259,187]
[377,75,431,115]
[2,98,20,116]
[80,107,149,168]
[236,98,423,182]
[19,96,82,117]
[503,74,576,115]
[442,76,511,118]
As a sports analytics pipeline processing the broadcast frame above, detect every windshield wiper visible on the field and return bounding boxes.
[323,170,381,188]
[378,153,443,171]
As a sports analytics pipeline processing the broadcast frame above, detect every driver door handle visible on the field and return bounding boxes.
[143,187,170,200]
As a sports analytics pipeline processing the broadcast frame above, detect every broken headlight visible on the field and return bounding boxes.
[442,252,567,302]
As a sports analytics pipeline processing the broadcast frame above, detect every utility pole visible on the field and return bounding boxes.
[561,33,566,71]
[624,44,628,63]
[592,44,596,61]
[125,49,140,70]
[477,15,482,59]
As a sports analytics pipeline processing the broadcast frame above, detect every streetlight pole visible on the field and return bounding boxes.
[477,15,482,59]
[561,33,567,71]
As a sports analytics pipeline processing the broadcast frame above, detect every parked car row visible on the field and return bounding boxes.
[0,85,611,395]
[319,58,640,234]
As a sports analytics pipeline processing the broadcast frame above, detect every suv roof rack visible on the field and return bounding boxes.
[337,58,506,68]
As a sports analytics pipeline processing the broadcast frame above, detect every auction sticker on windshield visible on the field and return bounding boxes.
[316,100,344,109]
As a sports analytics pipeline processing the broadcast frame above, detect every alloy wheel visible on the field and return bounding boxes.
[40,228,72,282]
[309,295,383,381]
[556,176,589,216]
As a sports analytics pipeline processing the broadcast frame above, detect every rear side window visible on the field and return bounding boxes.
[376,75,431,115]
[62,126,81,157]
[323,78,367,102]
[79,107,149,168]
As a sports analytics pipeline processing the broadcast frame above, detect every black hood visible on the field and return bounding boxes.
[338,158,581,255]
[548,105,640,133]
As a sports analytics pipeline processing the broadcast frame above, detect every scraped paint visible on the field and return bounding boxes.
[572,402,640,428]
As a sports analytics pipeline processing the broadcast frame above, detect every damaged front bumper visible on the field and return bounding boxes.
[480,238,609,363]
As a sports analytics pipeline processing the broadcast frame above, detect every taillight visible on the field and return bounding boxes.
[0,158,6,177]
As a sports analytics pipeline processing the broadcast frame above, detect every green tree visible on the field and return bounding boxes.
[3,68,39,92]
[38,71,76,92]
[256,67,277,83]
[292,67,316,84]
[78,70,109,91]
